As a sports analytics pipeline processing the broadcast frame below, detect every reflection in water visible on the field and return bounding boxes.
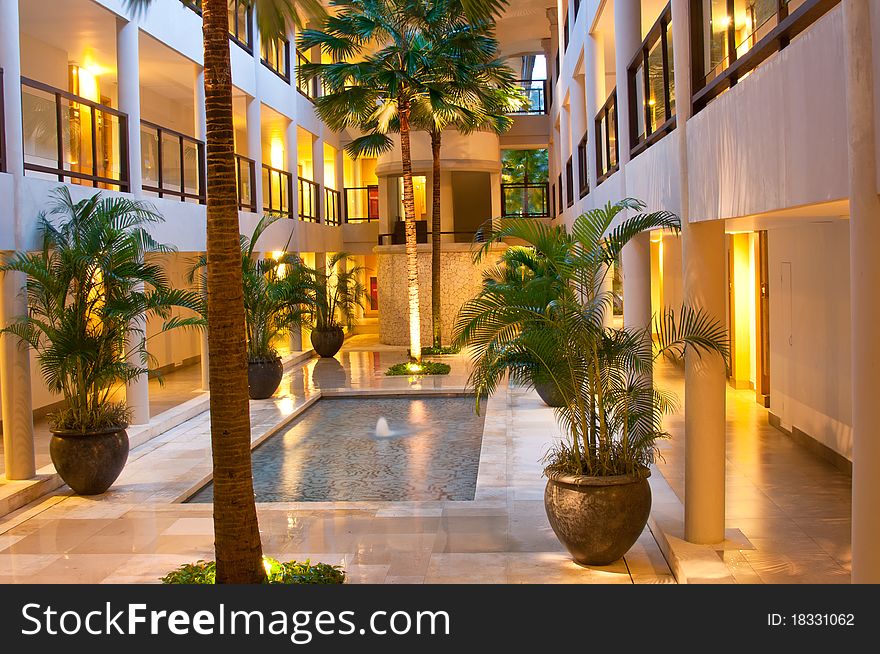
[311,357,347,389]
[187,397,484,502]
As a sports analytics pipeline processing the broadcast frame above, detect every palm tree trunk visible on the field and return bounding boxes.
[202,0,264,584]
[399,103,422,362]
[430,128,442,349]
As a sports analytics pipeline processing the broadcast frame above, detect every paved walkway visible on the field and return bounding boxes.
[0,338,672,584]
[654,363,851,583]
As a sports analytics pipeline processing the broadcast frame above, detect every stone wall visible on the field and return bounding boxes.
[376,242,507,346]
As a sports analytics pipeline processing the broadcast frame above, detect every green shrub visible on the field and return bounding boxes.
[385,361,451,376]
[161,558,345,585]
[409,345,461,356]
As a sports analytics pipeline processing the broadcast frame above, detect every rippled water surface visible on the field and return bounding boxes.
[188,396,485,502]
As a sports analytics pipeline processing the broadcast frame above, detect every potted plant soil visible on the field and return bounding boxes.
[454,199,729,565]
[192,214,309,400]
[1,189,203,495]
[305,252,366,358]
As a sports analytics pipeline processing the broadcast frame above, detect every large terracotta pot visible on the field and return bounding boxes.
[248,357,284,399]
[311,327,345,358]
[534,379,565,407]
[49,427,129,495]
[544,469,652,566]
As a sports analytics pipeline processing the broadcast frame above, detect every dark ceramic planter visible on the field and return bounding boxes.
[248,357,284,400]
[534,379,565,407]
[544,469,652,566]
[49,427,129,495]
[311,327,344,358]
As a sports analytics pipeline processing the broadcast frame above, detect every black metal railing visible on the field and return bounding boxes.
[595,89,619,185]
[344,185,379,222]
[262,163,293,217]
[21,77,129,191]
[628,3,675,157]
[377,228,489,246]
[325,187,341,226]
[261,36,290,83]
[509,79,548,115]
[500,182,550,218]
[0,68,6,173]
[296,50,321,100]
[298,176,320,222]
[141,120,205,203]
[235,154,257,212]
[692,0,839,113]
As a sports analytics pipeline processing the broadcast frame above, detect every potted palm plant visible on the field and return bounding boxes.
[0,189,203,495]
[305,253,366,358]
[192,214,308,400]
[454,199,729,565]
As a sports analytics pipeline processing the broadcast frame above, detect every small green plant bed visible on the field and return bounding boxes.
[161,558,346,585]
[385,361,452,376]
[409,345,461,356]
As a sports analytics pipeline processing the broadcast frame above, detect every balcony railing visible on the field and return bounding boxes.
[500,182,550,218]
[595,89,619,185]
[0,68,6,173]
[344,185,379,223]
[298,176,320,222]
[21,77,129,192]
[628,3,676,157]
[325,187,341,226]
[262,164,293,217]
[296,50,321,100]
[235,154,257,212]
[141,121,205,203]
[692,0,839,113]
[509,79,548,115]
[261,37,291,83]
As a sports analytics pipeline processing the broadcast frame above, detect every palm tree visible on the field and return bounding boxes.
[127,0,505,583]
[453,199,729,476]
[125,0,323,584]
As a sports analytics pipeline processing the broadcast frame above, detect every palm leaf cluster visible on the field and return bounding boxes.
[190,214,310,362]
[453,199,730,477]
[0,188,204,432]
[301,252,367,331]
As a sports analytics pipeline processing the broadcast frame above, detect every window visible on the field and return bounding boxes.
[628,3,675,157]
[577,132,589,198]
[563,12,570,52]
[550,183,556,218]
[565,157,574,208]
[574,0,581,18]
[554,49,560,82]
[692,0,838,112]
[227,0,253,52]
[595,89,618,184]
[557,173,563,215]
[500,149,550,217]
[261,37,290,82]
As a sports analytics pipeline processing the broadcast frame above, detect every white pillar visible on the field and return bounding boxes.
[117,17,142,196]
[312,135,325,222]
[246,95,263,213]
[671,0,727,544]
[843,0,880,583]
[117,17,149,424]
[622,232,652,330]
[613,0,641,168]
[584,31,605,191]
[1,0,36,480]
[194,66,207,141]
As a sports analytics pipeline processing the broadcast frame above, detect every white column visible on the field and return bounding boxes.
[312,135,325,223]
[570,72,587,207]
[622,232,652,330]
[584,31,605,191]
[1,0,35,479]
[613,0,641,168]
[117,17,142,196]
[194,66,207,141]
[117,17,149,424]
[247,96,263,214]
[843,0,880,583]
[671,0,727,544]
